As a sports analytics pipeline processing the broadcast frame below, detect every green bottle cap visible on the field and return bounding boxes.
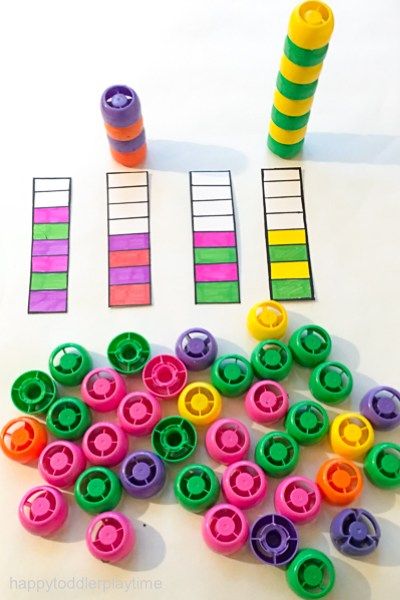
[284,36,329,68]
[74,466,122,514]
[11,370,57,414]
[276,72,318,101]
[289,325,332,368]
[285,401,329,446]
[211,354,253,397]
[309,361,353,404]
[267,134,305,159]
[271,106,310,131]
[46,396,92,440]
[286,548,335,599]
[174,463,220,512]
[107,332,150,375]
[251,340,293,381]
[152,416,197,463]
[49,343,92,386]
[255,431,299,477]
[364,443,400,489]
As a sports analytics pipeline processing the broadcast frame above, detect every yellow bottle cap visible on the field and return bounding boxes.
[273,89,314,117]
[288,2,334,50]
[280,54,323,85]
[178,382,222,426]
[330,413,375,460]
[247,300,288,341]
[269,120,307,145]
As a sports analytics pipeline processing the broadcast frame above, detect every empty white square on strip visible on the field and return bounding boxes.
[109,217,149,235]
[267,212,305,230]
[34,178,71,192]
[193,215,235,231]
[192,185,232,201]
[263,169,300,182]
[191,171,230,186]
[265,196,303,214]
[193,199,233,217]
[34,190,70,208]
[265,179,301,198]
[108,171,148,188]
[108,186,148,204]
[109,202,149,219]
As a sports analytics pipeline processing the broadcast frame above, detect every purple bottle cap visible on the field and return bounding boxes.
[120,450,166,499]
[330,508,381,556]
[175,328,218,371]
[107,129,146,153]
[360,386,400,430]
[250,513,298,566]
[101,85,142,127]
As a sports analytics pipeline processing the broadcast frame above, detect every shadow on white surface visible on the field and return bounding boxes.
[146,139,248,172]
[303,133,400,165]
[117,520,166,572]
[331,557,372,600]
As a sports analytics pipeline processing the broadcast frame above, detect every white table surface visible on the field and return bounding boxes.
[0,1,399,599]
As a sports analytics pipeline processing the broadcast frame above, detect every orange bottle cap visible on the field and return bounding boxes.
[1,416,47,463]
[316,458,363,505]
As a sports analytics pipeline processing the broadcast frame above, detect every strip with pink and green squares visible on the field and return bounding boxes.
[28,178,71,313]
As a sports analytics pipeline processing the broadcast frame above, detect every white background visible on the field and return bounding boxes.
[0,0,399,599]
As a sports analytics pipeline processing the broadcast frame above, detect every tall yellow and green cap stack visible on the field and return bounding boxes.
[268,1,334,158]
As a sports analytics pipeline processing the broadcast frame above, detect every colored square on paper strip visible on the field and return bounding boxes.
[32,239,69,256]
[28,290,67,313]
[109,249,150,268]
[195,263,238,283]
[30,272,68,290]
[33,223,69,240]
[269,244,308,263]
[271,279,313,301]
[109,266,150,286]
[194,231,236,247]
[194,247,237,264]
[270,261,310,280]
[109,284,151,306]
[31,255,68,273]
[267,229,306,246]
[109,233,149,252]
[34,207,69,223]
[195,282,240,303]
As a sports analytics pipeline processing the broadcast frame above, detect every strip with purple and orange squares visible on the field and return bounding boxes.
[107,171,151,306]
[28,178,71,313]
[190,171,240,304]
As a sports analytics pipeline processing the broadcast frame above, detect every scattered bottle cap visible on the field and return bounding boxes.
[309,361,353,404]
[178,382,222,426]
[316,458,363,505]
[330,412,374,460]
[81,368,127,412]
[360,386,400,430]
[151,416,197,463]
[120,450,166,498]
[142,355,188,400]
[205,418,250,465]
[11,370,57,414]
[289,324,332,367]
[251,340,293,381]
[245,380,289,424]
[175,327,218,371]
[364,442,400,489]
[18,485,68,536]
[39,440,86,488]
[286,547,335,599]
[202,503,249,554]
[174,463,220,512]
[107,332,150,375]
[275,476,321,524]
[117,391,161,436]
[222,460,267,509]
[247,300,288,340]
[330,508,381,556]
[1,416,47,463]
[49,343,92,386]
[82,422,128,467]
[86,511,135,563]
[46,396,92,440]
[211,354,254,397]
[250,513,298,566]
[285,400,329,445]
[74,466,122,514]
[255,431,299,477]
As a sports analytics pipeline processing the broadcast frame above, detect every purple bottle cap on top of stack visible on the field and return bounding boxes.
[101,85,141,127]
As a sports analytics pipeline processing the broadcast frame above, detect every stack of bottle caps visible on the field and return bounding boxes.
[101,84,146,167]
[268,1,334,159]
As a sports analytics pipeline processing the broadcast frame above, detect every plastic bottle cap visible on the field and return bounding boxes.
[174,463,220,512]
[205,418,250,465]
[81,368,127,412]
[175,327,218,371]
[286,548,335,599]
[1,416,47,463]
[245,380,289,424]
[360,386,400,430]
[251,340,293,382]
[74,466,122,514]
[49,343,92,386]
[255,431,299,477]
[285,400,329,445]
[11,370,57,415]
[330,412,374,460]
[142,355,187,399]
[107,332,150,375]
[18,485,68,536]
[46,396,92,440]
[289,325,332,367]
[82,422,128,467]
[364,442,400,489]
[309,361,353,404]
[178,382,222,426]
[288,1,335,51]
[275,476,321,524]
[222,460,267,509]
[330,508,380,556]
[202,503,249,554]
[151,416,197,463]
[210,354,253,397]
[86,511,135,563]
[120,450,166,498]
[250,513,298,566]
[316,458,363,505]
[117,391,161,436]
[247,300,288,340]
[101,84,141,127]
[38,440,86,488]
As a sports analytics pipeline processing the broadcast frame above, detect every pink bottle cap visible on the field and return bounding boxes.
[82,422,128,466]
[38,440,86,487]
[142,354,187,399]
[245,380,289,424]
[202,503,249,555]
[274,476,321,524]
[86,511,135,563]
[117,391,161,436]
[81,368,127,412]
[205,418,250,465]
[222,460,267,509]
[18,485,68,536]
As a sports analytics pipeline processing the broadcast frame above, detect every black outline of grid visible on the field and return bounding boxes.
[106,171,152,307]
[189,170,241,305]
[28,178,71,314]
[262,167,315,302]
